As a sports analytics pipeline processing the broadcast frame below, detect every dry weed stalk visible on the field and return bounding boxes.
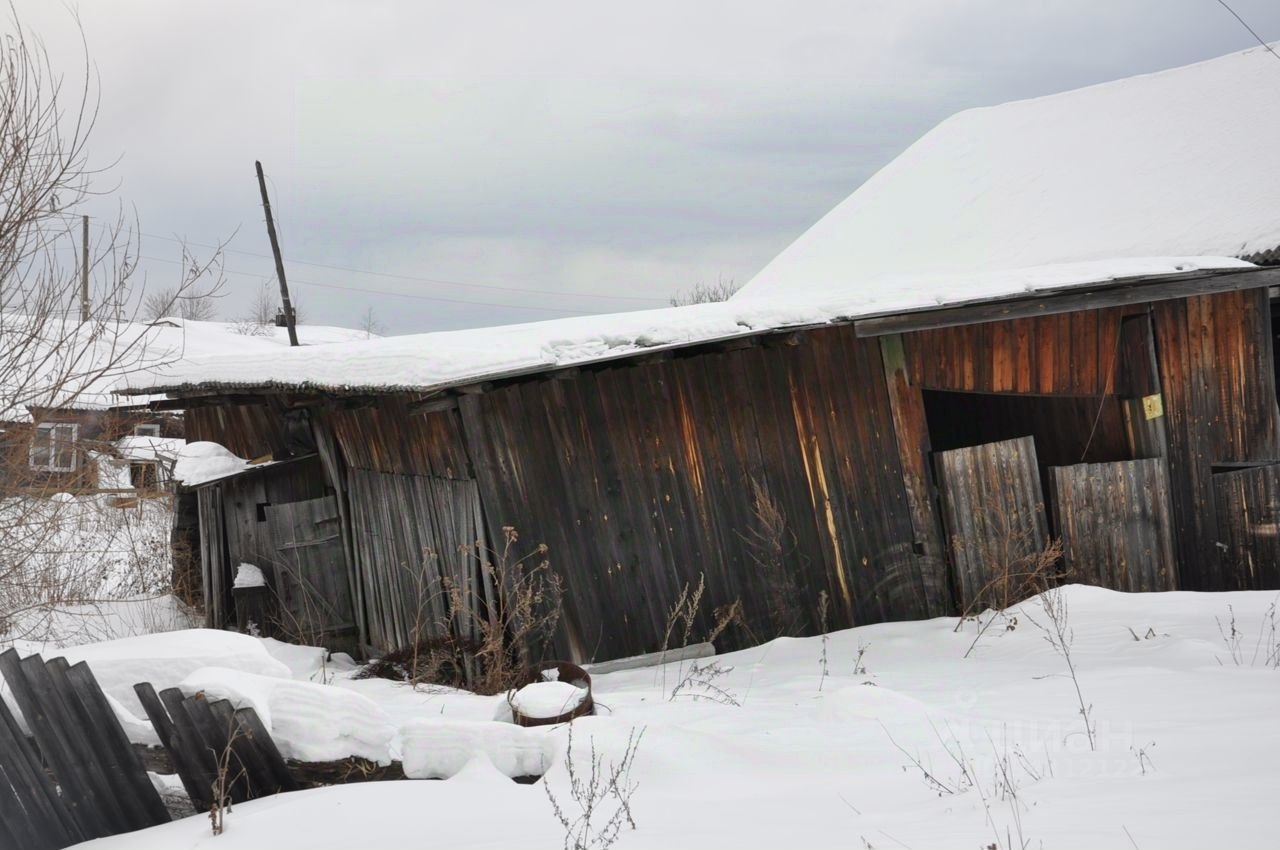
[740,478,804,636]
[817,589,830,692]
[960,529,1065,660]
[363,527,564,695]
[884,721,1043,850]
[208,715,247,836]
[1215,598,1280,668]
[657,574,745,704]
[1024,582,1096,752]
[545,723,645,850]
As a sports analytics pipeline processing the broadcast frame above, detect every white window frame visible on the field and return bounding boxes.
[133,423,162,437]
[29,422,80,472]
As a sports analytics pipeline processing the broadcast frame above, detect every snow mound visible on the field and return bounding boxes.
[180,667,396,764]
[400,719,553,779]
[233,563,266,589]
[40,629,289,719]
[171,442,254,486]
[510,680,588,719]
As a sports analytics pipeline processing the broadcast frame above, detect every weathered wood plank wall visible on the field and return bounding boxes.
[1153,288,1280,588]
[905,307,1123,395]
[323,402,472,479]
[346,468,489,652]
[933,436,1049,613]
[196,457,331,629]
[1213,463,1280,591]
[183,287,1280,659]
[186,402,284,459]
[1050,458,1177,592]
[457,326,947,660]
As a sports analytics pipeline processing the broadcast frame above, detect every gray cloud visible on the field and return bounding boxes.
[14,0,1280,332]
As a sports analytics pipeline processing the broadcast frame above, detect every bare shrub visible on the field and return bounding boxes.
[1,4,222,646]
[359,527,564,695]
[208,713,247,836]
[1215,598,1279,668]
[232,281,280,336]
[885,721,1045,849]
[958,523,1065,659]
[545,723,644,850]
[668,276,738,306]
[656,573,745,703]
[143,286,220,321]
[358,306,385,338]
[669,658,740,706]
[740,478,803,636]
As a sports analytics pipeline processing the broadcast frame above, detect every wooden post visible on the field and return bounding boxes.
[879,333,951,616]
[254,161,299,347]
[80,215,90,322]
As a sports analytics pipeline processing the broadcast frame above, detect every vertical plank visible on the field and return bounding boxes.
[1050,458,1177,592]
[934,436,1048,613]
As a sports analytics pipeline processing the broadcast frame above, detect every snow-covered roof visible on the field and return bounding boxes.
[2,317,369,419]
[741,43,1280,299]
[122,44,1279,398]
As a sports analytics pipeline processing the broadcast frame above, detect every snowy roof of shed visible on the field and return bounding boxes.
[3,317,369,420]
[121,43,1280,398]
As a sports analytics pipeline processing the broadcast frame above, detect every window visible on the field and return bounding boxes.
[134,423,162,437]
[29,422,80,472]
[130,461,158,490]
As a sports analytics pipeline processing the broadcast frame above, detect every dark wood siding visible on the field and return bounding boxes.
[185,403,287,460]
[1050,458,1177,592]
[905,307,1123,395]
[197,456,331,626]
[322,400,472,478]
[458,325,945,661]
[933,436,1048,613]
[1214,463,1280,590]
[1153,287,1280,588]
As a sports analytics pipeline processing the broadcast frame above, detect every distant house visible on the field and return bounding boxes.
[2,317,368,494]
[125,45,1280,661]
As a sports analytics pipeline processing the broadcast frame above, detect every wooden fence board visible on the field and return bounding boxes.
[934,436,1048,613]
[134,683,296,814]
[0,690,78,850]
[1049,458,1177,592]
[0,652,168,850]
[133,682,211,809]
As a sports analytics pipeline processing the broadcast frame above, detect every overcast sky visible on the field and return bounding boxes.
[13,1,1280,334]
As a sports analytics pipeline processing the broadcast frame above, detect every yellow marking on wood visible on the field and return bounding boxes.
[676,396,706,499]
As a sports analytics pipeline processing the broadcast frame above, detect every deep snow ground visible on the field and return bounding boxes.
[68,586,1280,850]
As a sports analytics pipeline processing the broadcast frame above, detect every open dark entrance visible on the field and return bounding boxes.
[923,389,1132,492]
[921,313,1178,601]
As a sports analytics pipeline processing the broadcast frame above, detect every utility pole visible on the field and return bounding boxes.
[255,160,299,347]
[80,215,89,323]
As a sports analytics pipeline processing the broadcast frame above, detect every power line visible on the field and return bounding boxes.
[54,212,667,304]
[1214,0,1280,62]
[135,253,604,315]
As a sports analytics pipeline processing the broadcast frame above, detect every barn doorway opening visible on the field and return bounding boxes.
[921,388,1132,489]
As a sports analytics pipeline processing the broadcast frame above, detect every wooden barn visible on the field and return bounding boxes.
[126,45,1280,661]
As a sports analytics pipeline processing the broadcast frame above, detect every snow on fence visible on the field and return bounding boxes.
[0,650,170,850]
[132,682,299,811]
